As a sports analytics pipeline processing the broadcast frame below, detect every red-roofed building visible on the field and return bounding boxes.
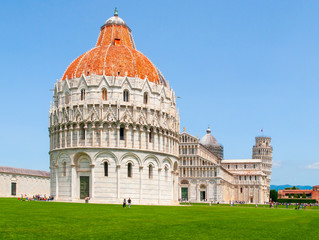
[278,186,319,203]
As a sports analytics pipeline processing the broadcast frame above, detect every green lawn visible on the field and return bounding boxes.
[1,198,318,240]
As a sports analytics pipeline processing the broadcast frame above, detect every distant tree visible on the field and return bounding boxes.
[297,194,300,198]
[270,189,278,202]
[292,186,299,190]
[293,194,298,198]
[288,194,292,198]
[302,192,307,198]
[285,187,292,190]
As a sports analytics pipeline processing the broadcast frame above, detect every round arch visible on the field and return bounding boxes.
[93,151,119,165]
[119,152,142,167]
[143,154,161,168]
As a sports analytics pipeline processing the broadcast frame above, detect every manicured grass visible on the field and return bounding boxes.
[1,198,318,240]
[181,202,319,210]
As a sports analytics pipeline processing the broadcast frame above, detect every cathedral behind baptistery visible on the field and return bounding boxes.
[49,10,272,205]
[180,128,272,203]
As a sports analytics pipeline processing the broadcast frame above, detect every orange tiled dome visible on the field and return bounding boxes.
[62,10,165,85]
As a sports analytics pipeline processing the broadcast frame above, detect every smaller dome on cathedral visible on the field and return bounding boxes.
[200,127,219,148]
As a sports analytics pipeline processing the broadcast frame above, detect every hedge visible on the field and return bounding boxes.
[277,198,316,204]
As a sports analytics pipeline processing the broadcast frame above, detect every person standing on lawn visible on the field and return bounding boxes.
[128,198,131,208]
[123,198,126,208]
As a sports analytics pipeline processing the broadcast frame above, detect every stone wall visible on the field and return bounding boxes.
[0,173,50,198]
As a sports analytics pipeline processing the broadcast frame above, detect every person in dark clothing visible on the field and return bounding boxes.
[128,198,131,208]
[123,198,126,208]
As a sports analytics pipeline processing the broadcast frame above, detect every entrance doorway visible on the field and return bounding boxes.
[181,187,188,201]
[250,197,253,203]
[80,176,89,199]
[200,191,206,201]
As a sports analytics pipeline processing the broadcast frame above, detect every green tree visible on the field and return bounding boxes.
[297,194,300,198]
[270,189,278,202]
[288,193,292,198]
[293,194,298,198]
[302,192,307,198]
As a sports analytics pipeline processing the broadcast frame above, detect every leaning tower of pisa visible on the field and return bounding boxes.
[252,136,273,200]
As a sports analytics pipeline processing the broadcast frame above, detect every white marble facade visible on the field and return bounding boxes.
[179,130,272,204]
[0,166,50,198]
[49,74,180,205]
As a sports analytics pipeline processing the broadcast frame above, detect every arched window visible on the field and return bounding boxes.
[123,90,129,102]
[81,89,85,101]
[63,162,67,177]
[143,92,148,104]
[65,92,70,104]
[128,163,132,178]
[183,160,186,165]
[104,162,108,177]
[149,165,153,179]
[102,88,107,101]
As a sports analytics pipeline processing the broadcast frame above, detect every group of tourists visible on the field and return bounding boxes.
[18,194,54,201]
[123,198,132,208]
[268,201,317,209]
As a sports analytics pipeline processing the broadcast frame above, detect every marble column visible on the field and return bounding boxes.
[90,164,95,199]
[132,125,136,148]
[139,166,143,203]
[108,125,112,147]
[70,124,73,147]
[84,124,88,146]
[117,164,121,200]
[75,124,79,147]
[158,168,162,204]
[59,126,62,148]
[92,123,95,146]
[55,164,59,199]
[116,125,120,147]
[125,125,129,147]
[71,164,76,200]
[63,125,67,148]
[99,125,103,147]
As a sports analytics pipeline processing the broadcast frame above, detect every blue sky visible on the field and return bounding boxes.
[0,0,318,185]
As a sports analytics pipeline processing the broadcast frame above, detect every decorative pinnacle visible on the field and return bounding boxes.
[114,8,118,16]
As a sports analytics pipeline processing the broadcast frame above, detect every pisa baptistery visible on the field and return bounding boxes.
[49,10,180,205]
